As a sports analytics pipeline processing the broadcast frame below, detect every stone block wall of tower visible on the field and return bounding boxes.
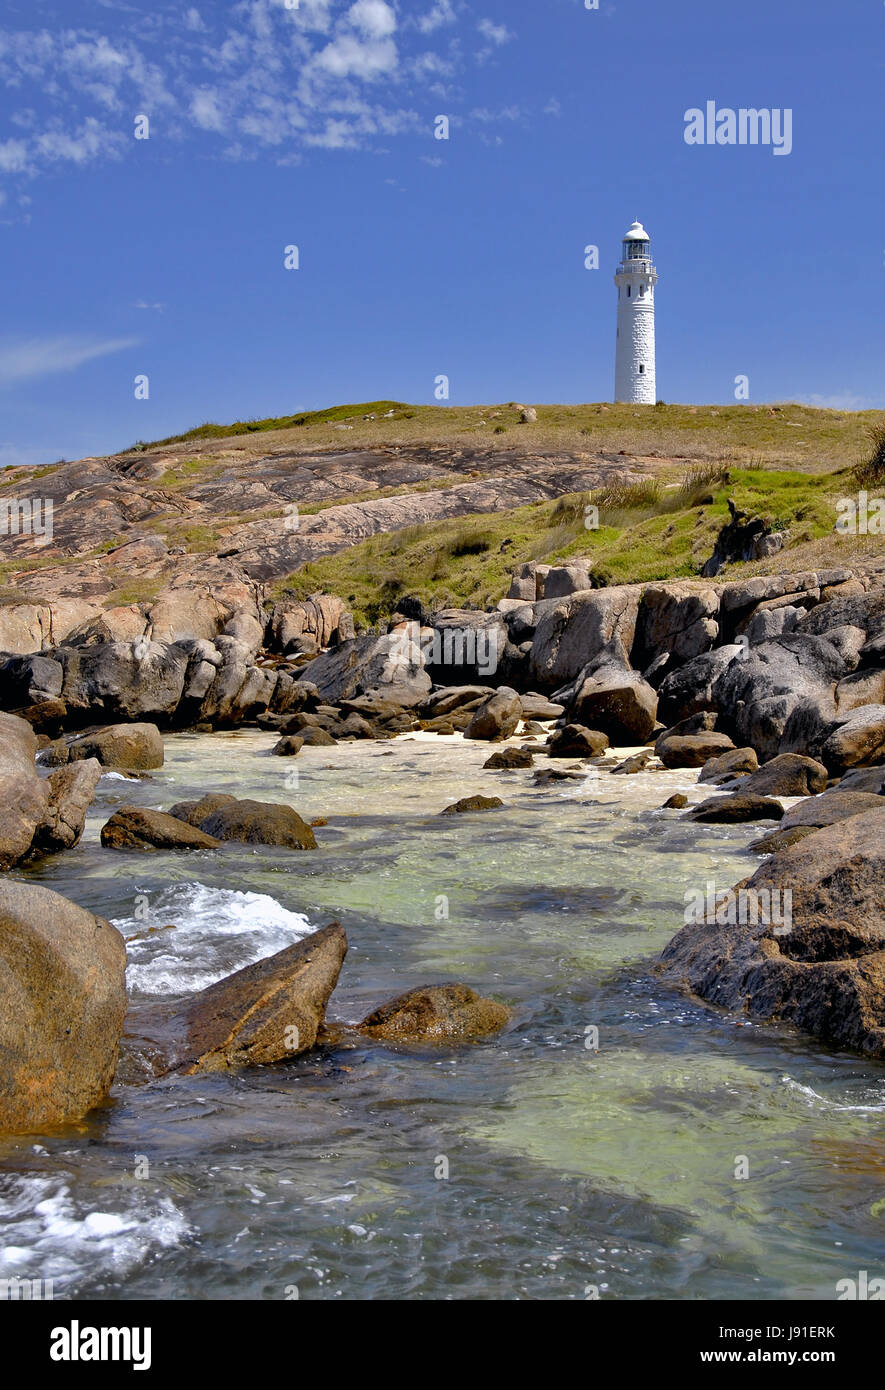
[615,300,656,403]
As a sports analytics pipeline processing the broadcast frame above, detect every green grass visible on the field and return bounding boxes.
[134,401,413,451]
[270,465,853,625]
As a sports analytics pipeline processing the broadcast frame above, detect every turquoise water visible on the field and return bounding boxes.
[1,730,883,1300]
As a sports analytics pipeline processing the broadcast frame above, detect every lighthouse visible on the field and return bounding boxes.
[614,221,658,404]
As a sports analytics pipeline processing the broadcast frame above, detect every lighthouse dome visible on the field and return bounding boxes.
[623,221,649,241]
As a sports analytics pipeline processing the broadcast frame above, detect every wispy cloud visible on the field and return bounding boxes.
[0,1,527,184]
[0,335,139,385]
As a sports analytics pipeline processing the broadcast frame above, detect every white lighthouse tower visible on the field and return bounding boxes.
[614,221,658,404]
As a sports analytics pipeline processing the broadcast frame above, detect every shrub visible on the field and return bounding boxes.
[855,424,885,487]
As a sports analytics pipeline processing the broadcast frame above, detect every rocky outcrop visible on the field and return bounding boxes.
[0,881,127,1132]
[632,582,719,671]
[168,923,347,1073]
[820,705,885,773]
[530,586,641,690]
[268,593,353,656]
[358,984,510,1042]
[101,808,222,851]
[300,628,431,708]
[659,810,885,1057]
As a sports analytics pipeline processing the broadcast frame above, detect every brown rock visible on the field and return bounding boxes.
[698,747,759,784]
[0,881,127,1132]
[722,752,828,798]
[68,722,164,770]
[198,799,318,849]
[272,735,304,756]
[0,712,51,870]
[440,795,504,814]
[780,790,885,830]
[101,807,222,851]
[659,810,885,1057]
[168,793,236,826]
[657,732,736,769]
[32,758,102,854]
[171,923,347,1073]
[548,724,610,758]
[358,983,510,1042]
[483,747,534,769]
[687,793,785,823]
[464,687,522,742]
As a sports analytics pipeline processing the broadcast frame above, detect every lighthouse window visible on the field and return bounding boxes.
[639,284,645,296]
[626,285,631,297]
[639,364,645,374]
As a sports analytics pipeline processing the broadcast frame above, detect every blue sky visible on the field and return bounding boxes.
[0,0,883,466]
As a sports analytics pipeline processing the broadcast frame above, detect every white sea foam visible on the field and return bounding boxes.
[113,881,314,996]
[0,1174,189,1290]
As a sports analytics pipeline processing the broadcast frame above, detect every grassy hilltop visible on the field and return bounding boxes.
[2,400,883,624]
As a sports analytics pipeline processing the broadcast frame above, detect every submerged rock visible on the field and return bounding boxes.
[440,795,504,815]
[0,881,127,1132]
[358,984,510,1042]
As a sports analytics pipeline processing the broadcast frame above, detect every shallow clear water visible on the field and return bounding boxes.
[1,730,883,1300]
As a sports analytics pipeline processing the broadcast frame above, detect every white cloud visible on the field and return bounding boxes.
[417,0,456,33]
[191,89,226,131]
[134,301,166,312]
[0,336,140,385]
[794,392,878,412]
[347,0,397,40]
[0,138,31,173]
[184,7,206,31]
[314,34,397,79]
[477,18,513,45]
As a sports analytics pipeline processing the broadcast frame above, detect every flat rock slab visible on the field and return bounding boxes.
[359,984,510,1042]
